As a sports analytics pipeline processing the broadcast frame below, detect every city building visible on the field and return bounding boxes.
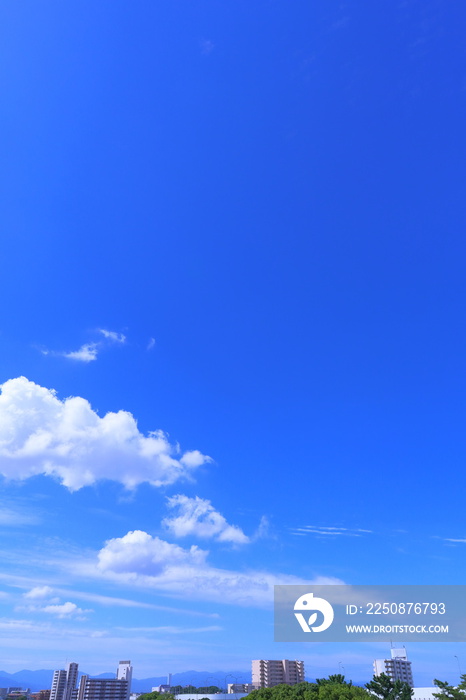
[227,685,258,694]
[373,648,413,687]
[0,690,31,700]
[227,685,257,695]
[411,689,437,700]
[151,674,172,695]
[50,660,132,700]
[116,662,132,700]
[76,661,132,700]
[30,691,51,700]
[51,664,79,700]
[64,665,79,700]
[50,672,67,700]
[251,660,305,688]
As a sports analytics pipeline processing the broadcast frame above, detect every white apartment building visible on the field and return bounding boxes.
[251,660,305,688]
[64,665,79,700]
[227,685,258,694]
[50,671,67,700]
[116,662,132,700]
[77,662,132,700]
[51,663,79,700]
[373,648,413,687]
[51,660,132,700]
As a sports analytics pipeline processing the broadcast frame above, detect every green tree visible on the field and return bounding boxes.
[246,687,276,700]
[138,693,174,700]
[317,676,352,687]
[319,682,369,700]
[433,675,466,700]
[365,674,413,700]
[244,680,368,700]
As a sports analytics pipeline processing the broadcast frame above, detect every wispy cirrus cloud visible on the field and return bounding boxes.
[0,507,40,526]
[115,625,222,634]
[24,586,55,600]
[97,329,126,344]
[290,525,372,537]
[0,377,211,491]
[7,578,219,618]
[40,328,126,363]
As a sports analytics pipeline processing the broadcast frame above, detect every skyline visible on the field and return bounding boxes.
[1,0,466,687]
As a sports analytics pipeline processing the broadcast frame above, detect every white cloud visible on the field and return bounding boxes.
[115,625,222,634]
[53,588,219,617]
[97,530,207,575]
[24,586,54,600]
[17,599,91,618]
[163,495,249,544]
[98,329,126,344]
[41,601,89,618]
[253,515,270,540]
[41,328,126,363]
[290,526,372,537]
[147,338,156,351]
[90,529,341,607]
[0,507,39,526]
[63,343,99,362]
[0,377,211,491]
[179,451,209,468]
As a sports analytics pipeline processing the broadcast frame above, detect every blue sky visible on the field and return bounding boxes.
[1,0,466,687]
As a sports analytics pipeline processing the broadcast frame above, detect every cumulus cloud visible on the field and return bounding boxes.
[41,601,89,618]
[97,530,207,576]
[90,529,340,607]
[0,377,211,491]
[18,590,91,618]
[163,495,249,544]
[63,343,99,363]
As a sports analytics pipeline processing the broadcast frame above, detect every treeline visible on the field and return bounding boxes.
[244,675,412,700]
[137,673,466,700]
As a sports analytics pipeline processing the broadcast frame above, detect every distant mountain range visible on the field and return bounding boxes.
[0,670,251,693]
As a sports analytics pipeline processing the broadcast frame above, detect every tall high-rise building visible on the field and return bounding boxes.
[373,648,413,687]
[50,672,67,700]
[116,662,132,700]
[51,664,79,700]
[64,664,79,700]
[252,660,305,688]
